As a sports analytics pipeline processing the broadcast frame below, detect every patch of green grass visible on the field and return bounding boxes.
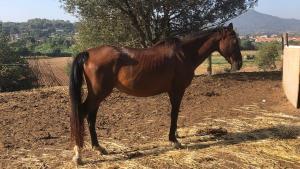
[206,50,257,67]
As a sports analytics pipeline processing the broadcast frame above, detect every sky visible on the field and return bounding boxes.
[255,0,300,20]
[0,0,300,22]
[0,0,78,22]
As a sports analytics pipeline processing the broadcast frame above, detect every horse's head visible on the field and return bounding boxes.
[217,23,243,72]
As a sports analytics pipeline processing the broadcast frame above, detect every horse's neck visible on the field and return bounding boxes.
[183,34,219,70]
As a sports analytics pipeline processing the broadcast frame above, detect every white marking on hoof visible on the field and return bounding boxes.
[72,155,83,166]
[72,145,82,165]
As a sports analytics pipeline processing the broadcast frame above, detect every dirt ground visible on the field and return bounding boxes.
[27,57,72,87]
[0,71,300,169]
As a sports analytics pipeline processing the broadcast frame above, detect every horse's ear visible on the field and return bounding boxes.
[228,23,233,30]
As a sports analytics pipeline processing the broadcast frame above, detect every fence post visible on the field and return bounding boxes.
[207,55,212,76]
[281,34,284,54]
[281,33,289,58]
[283,33,289,47]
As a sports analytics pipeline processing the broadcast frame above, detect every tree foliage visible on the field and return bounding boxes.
[240,39,256,50]
[255,42,280,71]
[74,19,138,51]
[61,0,257,48]
[0,23,37,92]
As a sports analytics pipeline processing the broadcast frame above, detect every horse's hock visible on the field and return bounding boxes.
[282,45,300,108]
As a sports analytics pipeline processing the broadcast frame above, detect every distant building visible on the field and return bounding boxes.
[290,37,300,42]
[239,35,246,39]
[255,37,281,43]
[253,35,300,43]
[270,34,278,38]
[9,34,21,42]
[259,35,268,38]
[56,29,64,32]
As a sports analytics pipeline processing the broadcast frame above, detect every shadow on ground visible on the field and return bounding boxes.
[196,71,282,81]
[84,124,300,165]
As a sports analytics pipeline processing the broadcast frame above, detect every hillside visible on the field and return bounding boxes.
[231,10,300,35]
[0,19,76,56]
[2,19,75,41]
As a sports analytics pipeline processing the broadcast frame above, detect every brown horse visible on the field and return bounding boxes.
[69,23,242,164]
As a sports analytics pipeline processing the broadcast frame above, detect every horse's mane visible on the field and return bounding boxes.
[153,37,182,48]
[181,27,223,43]
[149,25,236,49]
[149,28,221,52]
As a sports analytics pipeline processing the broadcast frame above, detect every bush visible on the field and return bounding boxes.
[255,42,280,71]
[0,64,37,92]
[240,39,256,50]
[289,40,300,46]
[0,30,37,92]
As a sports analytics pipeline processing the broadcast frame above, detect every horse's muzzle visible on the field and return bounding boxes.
[231,61,242,72]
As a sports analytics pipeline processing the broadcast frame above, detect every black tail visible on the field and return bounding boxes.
[69,51,89,147]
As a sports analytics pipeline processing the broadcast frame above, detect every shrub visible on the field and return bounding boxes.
[0,30,37,92]
[0,64,37,92]
[240,39,256,50]
[289,40,300,46]
[255,42,280,71]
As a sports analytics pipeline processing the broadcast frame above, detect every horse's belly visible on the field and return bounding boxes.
[115,67,173,97]
[115,84,166,97]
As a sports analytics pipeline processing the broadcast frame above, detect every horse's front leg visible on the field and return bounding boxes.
[168,89,185,149]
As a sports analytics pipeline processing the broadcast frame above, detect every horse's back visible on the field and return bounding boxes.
[86,45,121,65]
[122,37,181,59]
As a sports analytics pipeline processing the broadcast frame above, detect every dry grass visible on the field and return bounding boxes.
[82,104,300,169]
[6,105,298,169]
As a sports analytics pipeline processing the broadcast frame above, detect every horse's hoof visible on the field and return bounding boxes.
[170,141,184,149]
[175,131,180,138]
[72,156,83,166]
[93,146,108,155]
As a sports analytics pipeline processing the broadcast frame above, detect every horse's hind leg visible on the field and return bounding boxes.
[73,92,109,164]
[168,89,185,149]
[72,145,82,165]
[83,90,112,155]
[83,72,114,155]
[82,94,107,154]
